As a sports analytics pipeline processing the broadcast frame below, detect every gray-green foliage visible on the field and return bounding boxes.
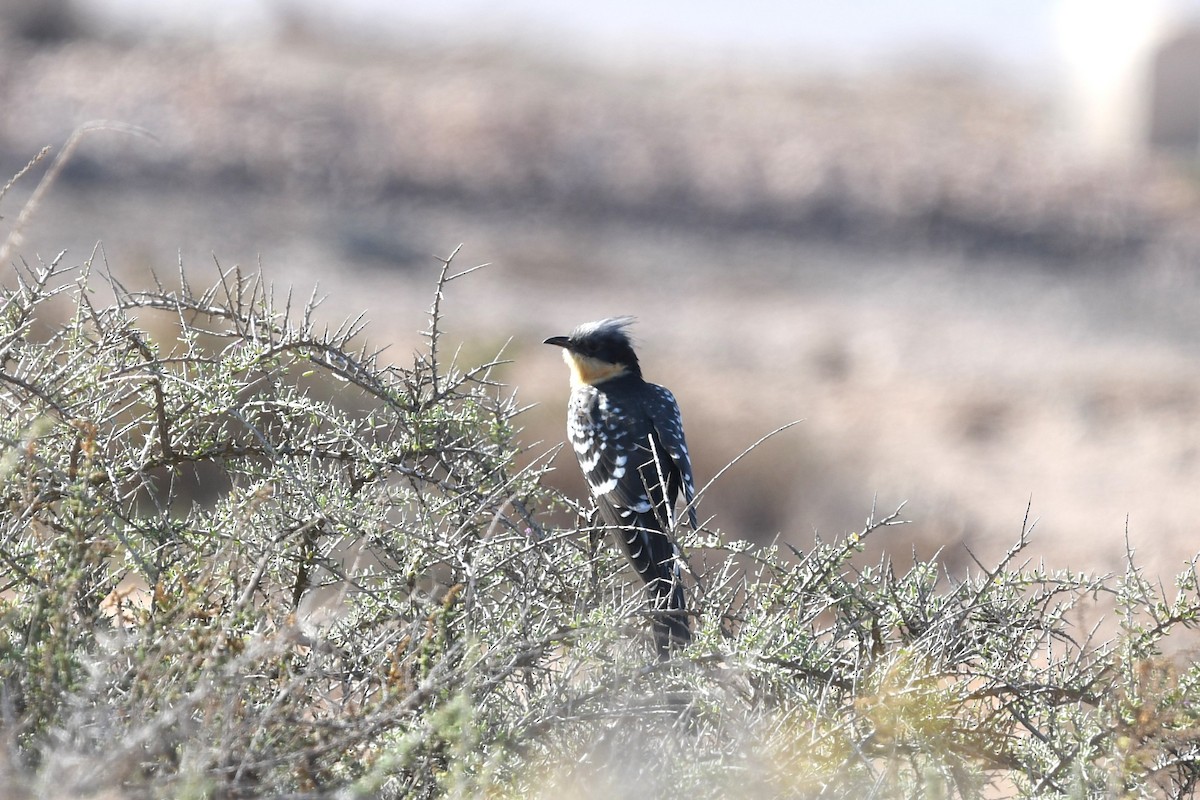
[0,252,1198,799]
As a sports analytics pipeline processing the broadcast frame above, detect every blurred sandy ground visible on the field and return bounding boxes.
[3,5,1200,580]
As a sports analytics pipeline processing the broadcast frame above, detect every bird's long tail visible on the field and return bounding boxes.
[646,572,691,659]
[609,513,692,659]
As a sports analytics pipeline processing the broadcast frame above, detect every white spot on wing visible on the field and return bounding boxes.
[611,452,627,479]
[592,476,618,494]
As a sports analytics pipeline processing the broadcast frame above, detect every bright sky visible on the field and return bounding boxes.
[355,0,1059,68]
[83,0,1062,73]
[83,0,1200,91]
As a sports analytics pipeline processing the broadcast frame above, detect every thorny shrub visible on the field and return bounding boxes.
[0,250,1197,799]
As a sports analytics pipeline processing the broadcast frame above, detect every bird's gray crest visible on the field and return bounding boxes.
[571,316,636,346]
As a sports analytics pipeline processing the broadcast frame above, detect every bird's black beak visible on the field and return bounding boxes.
[543,335,571,349]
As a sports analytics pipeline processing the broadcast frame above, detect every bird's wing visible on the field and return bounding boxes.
[569,387,679,573]
[644,384,697,528]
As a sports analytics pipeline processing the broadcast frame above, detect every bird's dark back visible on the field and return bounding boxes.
[569,373,685,525]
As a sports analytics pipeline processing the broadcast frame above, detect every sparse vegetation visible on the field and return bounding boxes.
[0,244,1198,800]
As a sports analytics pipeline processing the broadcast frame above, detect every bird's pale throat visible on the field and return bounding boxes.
[563,351,629,387]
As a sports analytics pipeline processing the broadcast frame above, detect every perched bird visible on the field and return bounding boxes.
[544,317,696,657]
